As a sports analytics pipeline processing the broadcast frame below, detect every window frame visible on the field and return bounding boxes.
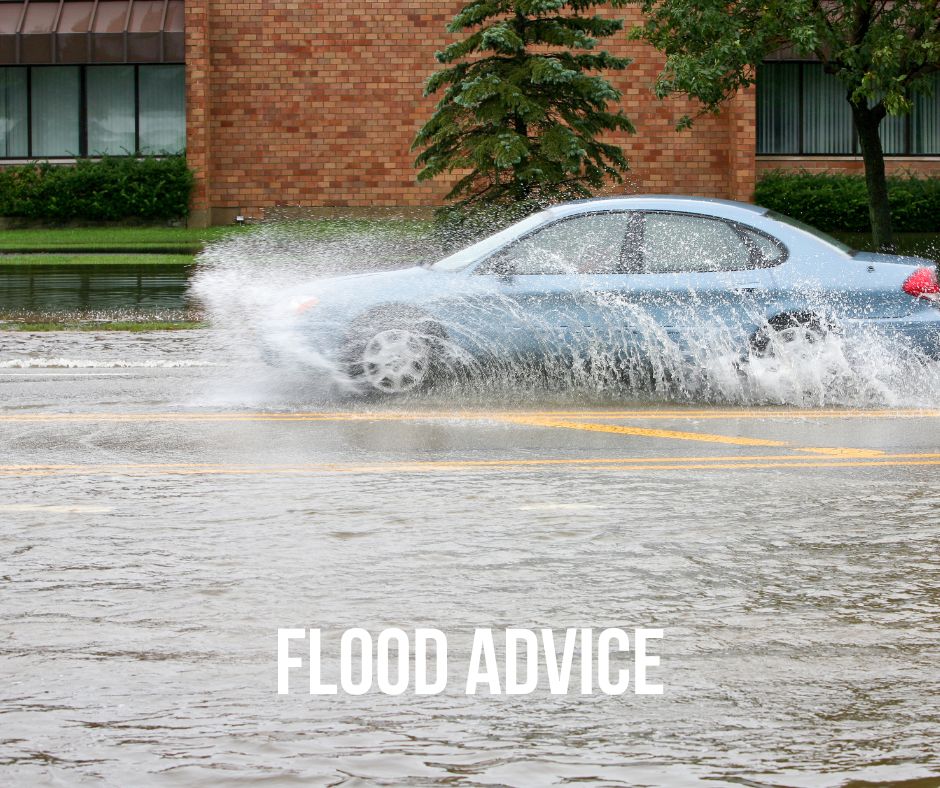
[0,61,183,159]
[757,60,940,157]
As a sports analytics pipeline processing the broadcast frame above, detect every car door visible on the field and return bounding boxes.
[582,211,786,354]
[464,211,634,360]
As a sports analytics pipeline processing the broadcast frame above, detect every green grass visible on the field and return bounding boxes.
[0,219,431,252]
[0,225,244,251]
[0,253,195,266]
[1,320,203,332]
[263,218,433,238]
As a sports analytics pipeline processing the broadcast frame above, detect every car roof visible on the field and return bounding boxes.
[544,195,770,221]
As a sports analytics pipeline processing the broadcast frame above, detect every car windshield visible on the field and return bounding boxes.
[428,211,552,271]
[766,210,854,255]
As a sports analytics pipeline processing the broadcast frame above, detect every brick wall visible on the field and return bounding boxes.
[186,2,758,224]
[185,0,212,227]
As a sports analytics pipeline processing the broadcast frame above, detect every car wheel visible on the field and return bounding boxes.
[749,312,830,357]
[341,312,445,395]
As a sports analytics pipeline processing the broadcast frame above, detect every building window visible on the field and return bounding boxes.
[757,62,940,155]
[32,66,81,156]
[87,65,136,154]
[0,66,28,156]
[0,63,184,158]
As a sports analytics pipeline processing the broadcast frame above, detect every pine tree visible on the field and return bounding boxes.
[413,0,635,216]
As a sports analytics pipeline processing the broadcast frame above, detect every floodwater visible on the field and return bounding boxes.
[0,264,193,313]
[1,329,939,786]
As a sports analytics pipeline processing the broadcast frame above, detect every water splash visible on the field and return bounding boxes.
[0,357,214,369]
[190,221,940,408]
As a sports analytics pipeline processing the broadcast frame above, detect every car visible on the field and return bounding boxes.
[262,196,940,395]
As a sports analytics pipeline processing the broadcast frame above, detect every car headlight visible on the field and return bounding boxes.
[289,296,320,315]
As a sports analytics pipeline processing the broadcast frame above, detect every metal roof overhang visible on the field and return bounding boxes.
[0,1,184,65]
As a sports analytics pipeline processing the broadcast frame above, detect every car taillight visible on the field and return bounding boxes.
[902,267,940,303]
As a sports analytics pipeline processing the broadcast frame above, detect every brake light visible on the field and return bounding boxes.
[902,267,940,302]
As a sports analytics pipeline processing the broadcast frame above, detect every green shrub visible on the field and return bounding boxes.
[0,156,194,222]
[754,170,940,233]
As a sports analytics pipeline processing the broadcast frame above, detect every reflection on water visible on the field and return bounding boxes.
[0,264,194,313]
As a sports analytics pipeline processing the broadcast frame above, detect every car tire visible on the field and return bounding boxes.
[749,312,831,357]
[340,309,446,396]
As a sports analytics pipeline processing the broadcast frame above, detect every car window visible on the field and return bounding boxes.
[638,212,752,273]
[739,227,786,266]
[481,212,630,275]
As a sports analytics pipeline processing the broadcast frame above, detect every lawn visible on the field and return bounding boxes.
[0,225,245,252]
[0,219,432,253]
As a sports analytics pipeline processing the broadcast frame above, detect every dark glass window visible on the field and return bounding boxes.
[0,66,28,156]
[638,213,753,273]
[914,86,940,154]
[0,63,184,158]
[31,65,81,155]
[87,65,136,155]
[758,62,940,156]
[484,213,632,275]
[139,63,184,154]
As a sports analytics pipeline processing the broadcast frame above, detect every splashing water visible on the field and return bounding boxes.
[190,221,940,409]
[0,357,213,369]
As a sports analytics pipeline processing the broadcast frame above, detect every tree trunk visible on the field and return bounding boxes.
[850,100,894,252]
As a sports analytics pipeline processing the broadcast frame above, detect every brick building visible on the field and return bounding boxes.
[1,1,938,226]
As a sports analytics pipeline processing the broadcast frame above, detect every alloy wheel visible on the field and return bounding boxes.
[360,329,431,394]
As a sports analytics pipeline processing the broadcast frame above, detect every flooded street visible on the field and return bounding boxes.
[1,330,938,786]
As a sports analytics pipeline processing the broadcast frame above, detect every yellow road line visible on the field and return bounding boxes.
[502,415,789,447]
[533,409,940,420]
[795,446,887,457]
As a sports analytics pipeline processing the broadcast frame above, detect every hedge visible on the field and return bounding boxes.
[754,170,940,233]
[0,156,194,222]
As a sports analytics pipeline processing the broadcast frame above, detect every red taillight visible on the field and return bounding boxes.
[902,267,940,302]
